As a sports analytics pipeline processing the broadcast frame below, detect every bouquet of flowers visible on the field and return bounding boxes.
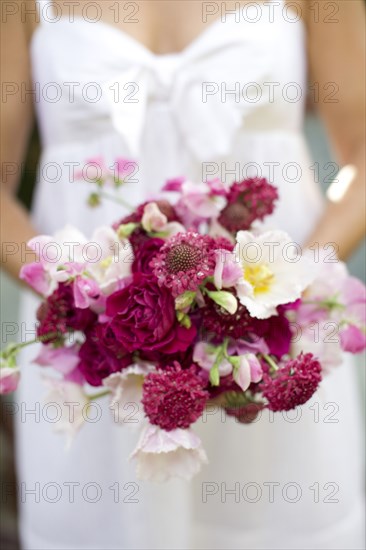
[2,161,365,481]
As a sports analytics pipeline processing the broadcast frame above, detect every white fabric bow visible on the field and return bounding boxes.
[100,33,272,161]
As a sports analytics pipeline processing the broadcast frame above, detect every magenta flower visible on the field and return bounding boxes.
[106,274,197,354]
[132,237,164,274]
[142,363,209,431]
[260,353,322,411]
[151,232,216,296]
[78,323,132,386]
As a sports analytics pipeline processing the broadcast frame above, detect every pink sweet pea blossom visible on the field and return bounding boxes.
[339,325,366,354]
[140,202,185,237]
[130,424,208,482]
[232,354,263,391]
[19,262,50,296]
[193,342,233,376]
[33,344,81,377]
[0,367,20,394]
[141,203,168,232]
[214,249,242,289]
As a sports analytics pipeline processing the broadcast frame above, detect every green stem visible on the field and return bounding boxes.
[16,332,62,350]
[262,354,279,373]
[87,389,110,401]
[98,190,133,211]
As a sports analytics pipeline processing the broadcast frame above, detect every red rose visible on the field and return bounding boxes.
[106,274,196,354]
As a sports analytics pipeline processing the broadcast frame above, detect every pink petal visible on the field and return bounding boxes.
[339,325,366,353]
[19,263,49,295]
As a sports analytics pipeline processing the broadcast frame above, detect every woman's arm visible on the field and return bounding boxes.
[304,0,365,260]
[0,1,38,281]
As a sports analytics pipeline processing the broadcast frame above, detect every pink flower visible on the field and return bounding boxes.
[151,232,217,296]
[162,176,186,192]
[179,180,227,218]
[193,342,233,376]
[260,353,322,411]
[19,262,49,296]
[0,367,20,394]
[130,424,208,482]
[232,354,263,391]
[33,344,80,377]
[339,325,366,353]
[214,249,242,289]
[141,202,168,232]
[141,202,185,237]
[291,320,343,373]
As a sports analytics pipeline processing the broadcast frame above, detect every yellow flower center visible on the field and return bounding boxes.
[243,264,274,294]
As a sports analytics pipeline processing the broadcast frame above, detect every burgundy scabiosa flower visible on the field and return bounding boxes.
[142,363,209,430]
[78,323,132,386]
[260,352,322,411]
[151,232,216,296]
[37,283,96,341]
[106,273,197,354]
[218,178,278,232]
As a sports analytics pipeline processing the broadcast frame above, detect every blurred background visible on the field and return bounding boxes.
[1,111,365,549]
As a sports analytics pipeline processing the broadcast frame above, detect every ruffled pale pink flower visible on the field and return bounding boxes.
[297,259,366,355]
[42,377,89,447]
[103,364,154,426]
[0,367,20,394]
[130,424,208,482]
[291,320,343,373]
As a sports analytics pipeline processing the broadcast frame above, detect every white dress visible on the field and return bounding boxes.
[16,1,365,548]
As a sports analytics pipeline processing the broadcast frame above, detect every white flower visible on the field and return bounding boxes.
[43,377,89,448]
[234,230,315,319]
[103,364,153,427]
[130,424,208,482]
[87,226,133,294]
